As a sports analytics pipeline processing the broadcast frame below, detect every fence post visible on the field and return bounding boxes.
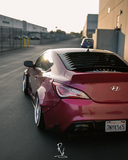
[1,27,3,52]
[24,38,26,47]
[0,27,2,52]
[13,28,14,48]
[27,38,29,47]
[9,27,11,50]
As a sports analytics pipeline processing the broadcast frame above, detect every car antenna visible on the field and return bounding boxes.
[86,48,90,52]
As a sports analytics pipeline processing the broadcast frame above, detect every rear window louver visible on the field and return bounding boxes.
[58,52,128,71]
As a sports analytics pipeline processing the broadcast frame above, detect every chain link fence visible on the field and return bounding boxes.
[0,26,22,52]
[0,26,78,51]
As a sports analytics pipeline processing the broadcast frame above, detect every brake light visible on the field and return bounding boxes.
[52,82,90,99]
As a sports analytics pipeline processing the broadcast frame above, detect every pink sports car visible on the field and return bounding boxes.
[23,48,128,135]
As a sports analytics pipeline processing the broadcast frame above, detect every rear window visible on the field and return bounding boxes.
[58,52,128,72]
[84,39,93,42]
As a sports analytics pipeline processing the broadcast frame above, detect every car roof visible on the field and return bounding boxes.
[50,48,115,55]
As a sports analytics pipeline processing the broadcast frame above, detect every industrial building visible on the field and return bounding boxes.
[93,0,128,61]
[83,14,98,38]
[0,14,48,52]
[0,14,47,33]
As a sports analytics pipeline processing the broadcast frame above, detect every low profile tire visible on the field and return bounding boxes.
[34,96,45,130]
[23,74,28,94]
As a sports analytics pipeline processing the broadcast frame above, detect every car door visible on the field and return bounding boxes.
[30,67,43,97]
[28,55,42,96]
[30,52,54,97]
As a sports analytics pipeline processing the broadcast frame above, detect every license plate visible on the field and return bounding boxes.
[105,120,126,132]
[87,45,90,47]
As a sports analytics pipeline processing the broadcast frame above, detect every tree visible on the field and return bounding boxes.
[50,30,54,34]
[56,29,66,35]
[80,30,83,36]
[69,32,80,37]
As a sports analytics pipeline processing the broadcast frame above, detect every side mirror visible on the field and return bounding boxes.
[24,61,34,67]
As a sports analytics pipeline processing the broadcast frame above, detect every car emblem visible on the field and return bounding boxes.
[110,86,120,91]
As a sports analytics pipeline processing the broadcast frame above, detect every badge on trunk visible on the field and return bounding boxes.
[110,86,120,91]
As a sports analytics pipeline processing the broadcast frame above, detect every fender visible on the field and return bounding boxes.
[37,86,60,113]
[24,69,28,75]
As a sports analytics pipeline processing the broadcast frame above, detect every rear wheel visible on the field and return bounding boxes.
[23,74,28,94]
[34,96,45,130]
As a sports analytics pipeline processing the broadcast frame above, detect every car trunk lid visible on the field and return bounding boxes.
[69,72,128,103]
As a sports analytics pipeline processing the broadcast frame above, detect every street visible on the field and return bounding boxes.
[0,38,128,160]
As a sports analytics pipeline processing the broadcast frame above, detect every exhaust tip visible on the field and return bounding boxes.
[82,128,89,134]
[75,128,82,134]
[74,126,89,135]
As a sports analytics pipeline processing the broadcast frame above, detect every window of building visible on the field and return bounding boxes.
[2,21,10,24]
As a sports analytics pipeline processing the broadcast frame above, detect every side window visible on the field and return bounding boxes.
[35,52,53,71]
[35,56,42,68]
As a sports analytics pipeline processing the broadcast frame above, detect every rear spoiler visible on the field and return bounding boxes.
[71,72,128,84]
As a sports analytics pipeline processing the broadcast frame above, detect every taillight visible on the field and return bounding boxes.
[52,82,90,99]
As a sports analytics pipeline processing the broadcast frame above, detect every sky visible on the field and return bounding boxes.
[0,0,99,33]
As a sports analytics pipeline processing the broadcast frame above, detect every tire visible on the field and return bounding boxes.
[23,74,28,94]
[34,96,45,130]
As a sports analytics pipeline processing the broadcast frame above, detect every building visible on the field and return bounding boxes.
[83,14,98,38]
[93,0,128,61]
[0,14,47,34]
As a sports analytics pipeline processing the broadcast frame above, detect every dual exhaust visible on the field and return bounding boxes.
[74,124,89,135]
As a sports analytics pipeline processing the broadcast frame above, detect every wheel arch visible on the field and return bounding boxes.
[36,86,46,105]
[23,69,29,94]
[24,69,28,74]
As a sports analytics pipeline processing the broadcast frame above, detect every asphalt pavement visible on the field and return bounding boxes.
[0,38,128,160]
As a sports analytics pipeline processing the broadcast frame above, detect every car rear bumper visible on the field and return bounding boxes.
[43,99,128,132]
[81,45,93,48]
[65,120,128,135]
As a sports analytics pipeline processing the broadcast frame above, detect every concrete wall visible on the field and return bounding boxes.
[124,0,128,60]
[93,29,118,53]
[117,31,125,57]
[83,18,87,37]
[99,0,110,12]
[98,0,126,30]
[98,0,128,61]
[93,29,98,49]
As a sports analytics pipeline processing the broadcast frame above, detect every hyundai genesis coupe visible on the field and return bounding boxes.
[23,48,128,135]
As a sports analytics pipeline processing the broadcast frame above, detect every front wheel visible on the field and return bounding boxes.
[34,96,45,130]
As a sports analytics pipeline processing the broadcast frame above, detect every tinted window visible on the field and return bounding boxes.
[84,39,93,42]
[58,52,128,72]
[35,52,53,71]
